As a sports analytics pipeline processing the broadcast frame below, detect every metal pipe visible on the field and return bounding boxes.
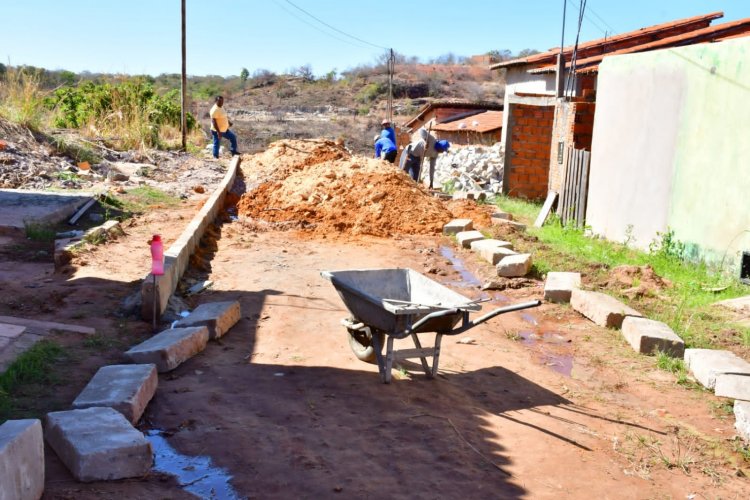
[450,300,541,335]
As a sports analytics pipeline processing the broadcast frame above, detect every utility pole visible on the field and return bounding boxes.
[387,48,394,123]
[180,0,187,150]
[556,0,567,98]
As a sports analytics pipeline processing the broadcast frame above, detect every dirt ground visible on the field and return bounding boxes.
[2,142,747,498]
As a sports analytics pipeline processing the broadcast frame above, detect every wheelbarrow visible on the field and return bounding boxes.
[321,268,541,383]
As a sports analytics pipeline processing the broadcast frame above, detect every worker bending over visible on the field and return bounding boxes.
[374,133,398,163]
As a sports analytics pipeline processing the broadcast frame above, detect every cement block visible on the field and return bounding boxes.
[492,218,527,231]
[621,317,684,357]
[124,326,208,372]
[543,272,581,303]
[496,253,532,277]
[45,407,152,482]
[735,401,750,442]
[85,220,123,243]
[0,323,26,339]
[0,419,44,500]
[72,364,158,424]
[452,191,475,201]
[685,349,750,390]
[715,374,750,401]
[54,237,83,268]
[175,301,241,340]
[471,239,516,265]
[570,289,642,328]
[455,230,485,249]
[490,212,512,221]
[443,219,473,235]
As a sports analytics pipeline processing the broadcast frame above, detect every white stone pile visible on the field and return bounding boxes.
[431,143,504,193]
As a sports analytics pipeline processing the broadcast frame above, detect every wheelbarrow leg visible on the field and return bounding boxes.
[431,333,443,378]
[371,332,387,383]
[410,333,432,378]
[383,335,395,384]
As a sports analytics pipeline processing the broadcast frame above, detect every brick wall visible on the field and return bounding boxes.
[548,100,597,192]
[506,104,555,200]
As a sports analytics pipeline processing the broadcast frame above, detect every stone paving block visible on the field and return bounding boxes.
[492,218,526,231]
[621,317,684,357]
[84,220,124,243]
[442,219,473,235]
[544,272,581,303]
[175,301,241,340]
[471,239,516,265]
[490,211,512,221]
[452,191,475,201]
[715,374,750,401]
[124,326,208,372]
[570,289,642,328]
[684,348,750,390]
[496,253,532,277]
[45,407,152,482]
[0,419,44,500]
[0,323,26,339]
[455,230,485,249]
[54,237,84,268]
[735,401,750,442]
[72,364,158,424]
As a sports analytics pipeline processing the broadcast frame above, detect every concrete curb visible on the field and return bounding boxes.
[141,156,240,319]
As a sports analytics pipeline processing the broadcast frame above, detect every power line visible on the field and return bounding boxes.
[271,0,373,50]
[568,0,615,37]
[282,0,389,51]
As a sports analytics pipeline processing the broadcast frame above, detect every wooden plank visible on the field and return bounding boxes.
[393,348,435,360]
[534,191,558,227]
[577,150,591,227]
[571,149,582,226]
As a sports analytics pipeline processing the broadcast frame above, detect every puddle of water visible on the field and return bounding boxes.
[541,354,574,377]
[520,313,538,326]
[439,246,482,288]
[146,430,242,500]
[517,331,574,377]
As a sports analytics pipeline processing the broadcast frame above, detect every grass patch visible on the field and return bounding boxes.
[99,186,181,220]
[0,340,67,421]
[493,196,750,352]
[23,221,56,241]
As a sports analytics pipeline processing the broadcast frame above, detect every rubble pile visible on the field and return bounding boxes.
[430,143,504,194]
[236,139,453,237]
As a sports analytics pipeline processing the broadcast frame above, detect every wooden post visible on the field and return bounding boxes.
[180,0,187,150]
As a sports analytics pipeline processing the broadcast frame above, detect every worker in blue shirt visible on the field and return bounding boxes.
[381,119,396,146]
[374,134,397,163]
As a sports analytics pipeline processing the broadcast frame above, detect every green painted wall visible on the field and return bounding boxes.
[590,37,750,273]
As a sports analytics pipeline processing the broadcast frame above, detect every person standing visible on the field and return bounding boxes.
[381,119,396,147]
[374,134,397,163]
[400,127,449,188]
[209,95,239,159]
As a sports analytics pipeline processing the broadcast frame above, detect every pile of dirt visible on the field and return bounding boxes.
[236,140,453,236]
[602,264,672,299]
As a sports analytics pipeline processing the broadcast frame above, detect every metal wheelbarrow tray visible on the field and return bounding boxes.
[322,268,540,383]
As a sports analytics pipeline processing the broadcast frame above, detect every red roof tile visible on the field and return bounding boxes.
[490,11,723,70]
[432,111,503,133]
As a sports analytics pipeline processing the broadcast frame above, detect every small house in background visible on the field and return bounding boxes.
[491,11,750,201]
[400,100,504,147]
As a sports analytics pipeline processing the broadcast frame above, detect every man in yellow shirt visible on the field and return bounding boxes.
[209,95,239,159]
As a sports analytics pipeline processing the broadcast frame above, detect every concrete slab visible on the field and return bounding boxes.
[0,315,95,335]
[490,212,512,221]
[492,218,526,231]
[0,419,44,500]
[0,323,26,339]
[442,219,473,235]
[684,349,750,390]
[471,239,516,265]
[0,189,94,233]
[175,301,241,340]
[72,364,158,424]
[84,220,123,243]
[45,407,152,482]
[715,374,750,401]
[124,326,208,372]
[452,191,476,201]
[715,295,750,313]
[621,317,684,357]
[455,230,485,249]
[570,289,642,328]
[496,253,532,277]
[54,237,84,269]
[735,401,750,442]
[544,272,581,303]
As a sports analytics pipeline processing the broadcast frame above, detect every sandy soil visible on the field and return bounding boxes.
[3,142,746,498]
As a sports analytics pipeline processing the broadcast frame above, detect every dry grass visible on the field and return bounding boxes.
[0,68,49,130]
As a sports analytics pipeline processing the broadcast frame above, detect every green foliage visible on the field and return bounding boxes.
[240,67,249,82]
[23,221,56,241]
[356,82,386,104]
[0,341,66,418]
[649,228,687,260]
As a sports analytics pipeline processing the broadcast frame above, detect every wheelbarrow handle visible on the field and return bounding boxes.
[451,300,541,335]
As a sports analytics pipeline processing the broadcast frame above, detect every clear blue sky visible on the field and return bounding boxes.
[0,1,745,77]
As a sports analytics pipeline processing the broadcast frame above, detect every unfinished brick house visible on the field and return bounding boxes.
[492,11,750,201]
[400,100,504,147]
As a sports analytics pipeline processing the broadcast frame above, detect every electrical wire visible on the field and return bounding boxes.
[568,0,614,37]
[270,0,374,50]
[282,0,389,51]
[565,0,587,96]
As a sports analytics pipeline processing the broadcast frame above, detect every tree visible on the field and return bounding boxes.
[516,48,540,58]
[295,64,314,82]
[240,67,249,83]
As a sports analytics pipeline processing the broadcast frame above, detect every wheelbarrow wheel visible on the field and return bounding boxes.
[347,327,385,364]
